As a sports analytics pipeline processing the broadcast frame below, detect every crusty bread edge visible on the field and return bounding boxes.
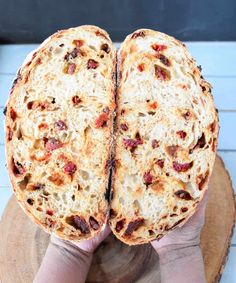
[109,28,219,245]
[5,25,116,241]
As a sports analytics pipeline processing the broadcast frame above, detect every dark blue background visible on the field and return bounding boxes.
[0,0,235,43]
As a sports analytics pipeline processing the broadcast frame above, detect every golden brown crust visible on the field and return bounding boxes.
[5,27,219,245]
[5,25,116,241]
[110,29,219,245]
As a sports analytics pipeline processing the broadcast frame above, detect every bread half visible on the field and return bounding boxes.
[109,29,219,245]
[5,25,116,240]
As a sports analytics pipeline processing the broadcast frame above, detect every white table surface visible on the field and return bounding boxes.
[0,42,235,282]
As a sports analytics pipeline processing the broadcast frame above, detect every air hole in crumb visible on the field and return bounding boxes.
[89,45,97,51]
[133,200,140,211]
[138,112,146,117]
[148,111,156,115]
[27,198,34,205]
[23,95,29,103]
[170,213,177,217]
[61,132,68,140]
[16,128,23,140]
[53,193,60,201]
[43,190,49,196]
[80,170,89,180]
[62,193,67,203]
[72,195,75,201]
[119,197,125,205]
[84,186,90,191]
[148,230,155,236]
[18,174,31,190]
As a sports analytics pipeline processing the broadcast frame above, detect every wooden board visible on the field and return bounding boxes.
[0,155,235,283]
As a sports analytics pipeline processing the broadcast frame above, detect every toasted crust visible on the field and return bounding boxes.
[5,25,116,240]
[5,27,219,245]
[109,29,219,245]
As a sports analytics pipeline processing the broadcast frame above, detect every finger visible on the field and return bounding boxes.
[194,187,209,217]
[185,187,209,227]
[98,223,111,239]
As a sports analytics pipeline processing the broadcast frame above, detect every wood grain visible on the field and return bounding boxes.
[0,155,235,283]
[200,156,235,283]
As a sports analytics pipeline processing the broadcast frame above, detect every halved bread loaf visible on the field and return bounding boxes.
[5,25,116,240]
[109,29,219,245]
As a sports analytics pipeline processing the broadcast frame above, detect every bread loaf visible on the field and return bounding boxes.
[5,26,219,245]
[5,25,116,240]
[109,29,219,245]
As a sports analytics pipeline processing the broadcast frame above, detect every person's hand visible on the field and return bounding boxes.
[70,223,111,253]
[35,224,110,283]
[51,223,111,254]
[152,189,208,252]
[151,190,209,283]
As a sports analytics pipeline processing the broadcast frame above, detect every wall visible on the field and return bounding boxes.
[0,0,236,43]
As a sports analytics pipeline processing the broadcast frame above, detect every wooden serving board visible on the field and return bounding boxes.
[0,155,235,283]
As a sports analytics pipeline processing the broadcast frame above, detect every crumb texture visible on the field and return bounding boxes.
[110,29,219,245]
[5,25,116,240]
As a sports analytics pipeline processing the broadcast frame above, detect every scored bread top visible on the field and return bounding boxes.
[110,29,219,245]
[5,25,116,240]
